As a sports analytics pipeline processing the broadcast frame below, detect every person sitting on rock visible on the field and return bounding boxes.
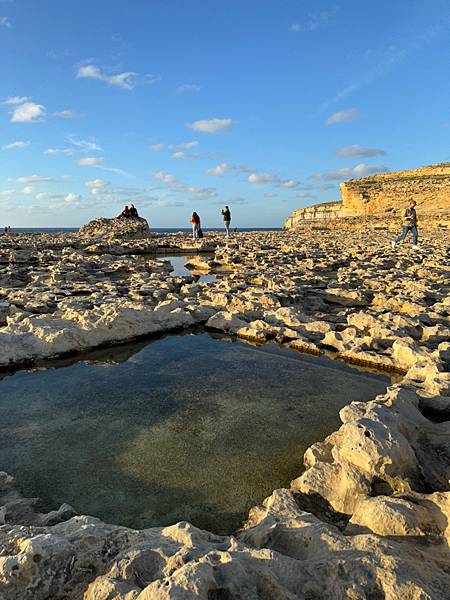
[118,206,131,219]
[129,204,139,218]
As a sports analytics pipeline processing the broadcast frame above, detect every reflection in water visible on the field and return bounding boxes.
[157,255,217,283]
[0,333,388,533]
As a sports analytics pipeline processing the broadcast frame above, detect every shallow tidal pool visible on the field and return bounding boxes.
[0,333,389,533]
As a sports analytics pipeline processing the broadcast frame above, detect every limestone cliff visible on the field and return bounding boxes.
[284,163,450,228]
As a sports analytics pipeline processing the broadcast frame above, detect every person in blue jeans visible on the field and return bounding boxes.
[392,201,419,249]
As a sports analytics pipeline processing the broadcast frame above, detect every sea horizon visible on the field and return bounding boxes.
[5,226,283,234]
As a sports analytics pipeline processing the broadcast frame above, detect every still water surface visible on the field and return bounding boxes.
[0,333,389,533]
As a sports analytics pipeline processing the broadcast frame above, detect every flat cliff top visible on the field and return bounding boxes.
[344,162,450,185]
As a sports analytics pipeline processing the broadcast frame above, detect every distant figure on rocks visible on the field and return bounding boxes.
[118,206,131,219]
[221,206,231,236]
[392,201,419,249]
[129,204,139,218]
[191,211,201,240]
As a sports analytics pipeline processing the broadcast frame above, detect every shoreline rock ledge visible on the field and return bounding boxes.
[0,222,449,598]
[79,216,150,239]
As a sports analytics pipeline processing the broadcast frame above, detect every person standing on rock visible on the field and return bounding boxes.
[191,211,201,241]
[392,201,419,249]
[221,206,231,236]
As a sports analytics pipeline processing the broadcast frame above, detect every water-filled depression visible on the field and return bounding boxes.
[0,333,390,533]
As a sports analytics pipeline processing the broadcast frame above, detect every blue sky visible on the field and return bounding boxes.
[1,0,449,228]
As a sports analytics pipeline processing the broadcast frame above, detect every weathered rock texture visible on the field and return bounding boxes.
[79,217,150,239]
[0,223,449,598]
[284,162,450,228]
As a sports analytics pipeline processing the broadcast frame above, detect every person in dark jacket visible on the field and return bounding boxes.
[129,204,139,218]
[392,201,419,249]
[221,206,231,236]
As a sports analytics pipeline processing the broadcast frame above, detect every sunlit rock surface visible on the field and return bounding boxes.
[0,220,449,598]
[79,216,150,239]
[284,162,450,228]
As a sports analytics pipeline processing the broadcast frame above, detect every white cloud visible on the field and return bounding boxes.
[54,109,76,118]
[45,148,74,156]
[170,141,199,150]
[35,192,64,201]
[2,96,31,105]
[2,141,30,150]
[310,163,388,181]
[65,193,81,203]
[76,63,159,90]
[66,136,102,152]
[151,143,164,151]
[335,144,386,157]
[85,178,110,189]
[188,118,236,133]
[22,186,34,194]
[325,109,360,125]
[0,16,12,28]
[153,171,177,185]
[77,157,103,166]
[248,172,279,184]
[177,83,201,93]
[207,163,232,175]
[280,179,299,188]
[0,189,15,197]
[16,175,53,184]
[152,171,216,198]
[10,102,46,122]
[171,151,198,160]
[291,24,301,32]
[264,192,278,198]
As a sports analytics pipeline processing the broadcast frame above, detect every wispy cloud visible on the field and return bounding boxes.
[77,157,103,166]
[325,108,360,125]
[2,141,30,150]
[0,189,15,197]
[310,163,388,181]
[54,109,77,119]
[2,96,31,105]
[171,151,198,160]
[335,145,386,157]
[0,16,12,28]
[152,171,216,198]
[152,140,199,152]
[15,175,55,184]
[290,8,338,33]
[76,63,160,90]
[85,178,111,192]
[10,102,46,122]
[45,148,75,156]
[188,118,236,133]
[248,172,279,184]
[177,83,201,93]
[66,136,102,152]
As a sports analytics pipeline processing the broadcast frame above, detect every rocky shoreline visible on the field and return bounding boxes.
[0,217,449,599]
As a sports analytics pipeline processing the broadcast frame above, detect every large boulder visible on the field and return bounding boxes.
[79,217,149,239]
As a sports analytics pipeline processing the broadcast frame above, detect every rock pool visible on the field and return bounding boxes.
[0,333,389,533]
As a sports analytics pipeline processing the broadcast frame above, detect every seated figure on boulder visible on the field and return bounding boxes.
[129,204,139,218]
[118,206,131,219]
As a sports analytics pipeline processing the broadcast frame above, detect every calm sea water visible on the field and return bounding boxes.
[0,333,388,533]
[6,227,281,234]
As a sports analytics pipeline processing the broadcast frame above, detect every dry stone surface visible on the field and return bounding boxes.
[0,218,449,598]
[284,162,450,227]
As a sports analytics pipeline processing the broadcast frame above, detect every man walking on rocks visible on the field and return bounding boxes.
[392,200,419,249]
[221,206,231,236]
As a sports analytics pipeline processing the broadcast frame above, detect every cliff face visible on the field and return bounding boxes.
[284,163,450,228]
